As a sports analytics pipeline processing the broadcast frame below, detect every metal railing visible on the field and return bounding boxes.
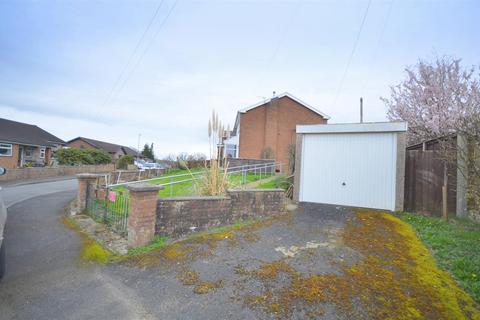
[85,182,130,237]
[108,161,283,193]
[85,161,283,237]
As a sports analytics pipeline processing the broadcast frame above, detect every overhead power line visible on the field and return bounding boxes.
[115,0,180,95]
[360,0,394,97]
[257,0,303,93]
[333,0,372,107]
[100,0,166,109]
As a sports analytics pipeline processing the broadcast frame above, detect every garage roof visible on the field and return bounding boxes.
[297,122,407,134]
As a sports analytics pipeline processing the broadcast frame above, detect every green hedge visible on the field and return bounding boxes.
[55,148,112,165]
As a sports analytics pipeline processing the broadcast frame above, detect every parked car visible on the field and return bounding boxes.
[0,166,7,280]
[144,162,162,170]
[134,160,147,171]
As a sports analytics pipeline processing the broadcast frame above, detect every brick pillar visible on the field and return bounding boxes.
[127,184,163,248]
[76,173,101,213]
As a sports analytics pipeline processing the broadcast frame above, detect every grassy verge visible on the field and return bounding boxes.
[256,175,290,190]
[399,212,480,303]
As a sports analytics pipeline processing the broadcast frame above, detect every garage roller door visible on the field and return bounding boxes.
[299,132,397,210]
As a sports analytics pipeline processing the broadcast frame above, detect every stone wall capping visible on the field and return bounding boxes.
[127,183,164,192]
[76,173,105,179]
[227,188,284,193]
[159,196,229,201]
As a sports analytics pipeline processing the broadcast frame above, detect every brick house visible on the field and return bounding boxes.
[0,118,65,169]
[223,92,329,167]
[67,137,138,160]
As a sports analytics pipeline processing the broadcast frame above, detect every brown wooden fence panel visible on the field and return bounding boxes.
[404,150,456,216]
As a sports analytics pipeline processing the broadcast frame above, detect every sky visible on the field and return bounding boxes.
[0,0,479,158]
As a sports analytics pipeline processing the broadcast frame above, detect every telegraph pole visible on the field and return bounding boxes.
[360,97,364,123]
[137,133,141,158]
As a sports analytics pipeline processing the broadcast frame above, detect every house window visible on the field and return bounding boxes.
[40,147,46,159]
[225,144,237,158]
[25,147,35,157]
[0,143,12,157]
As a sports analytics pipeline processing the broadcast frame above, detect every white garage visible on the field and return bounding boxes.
[293,122,407,211]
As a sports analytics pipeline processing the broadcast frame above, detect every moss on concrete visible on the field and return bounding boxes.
[243,210,480,319]
[61,215,113,264]
[177,268,224,294]
[124,218,272,268]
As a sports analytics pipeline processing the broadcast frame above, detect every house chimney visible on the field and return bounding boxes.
[273,91,276,97]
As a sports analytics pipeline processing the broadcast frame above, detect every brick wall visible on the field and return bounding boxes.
[155,189,286,238]
[238,96,327,167]
[0,164,115,182]
[0,144,19,169]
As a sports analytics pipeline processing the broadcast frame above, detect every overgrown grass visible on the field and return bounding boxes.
[399,212,480,303]
[127,235,169,255]
[256,175,289,190]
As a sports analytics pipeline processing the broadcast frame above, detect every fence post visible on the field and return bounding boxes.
[126,183,163,248]
[76,173,101,213]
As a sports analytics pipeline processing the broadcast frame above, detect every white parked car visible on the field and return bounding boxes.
[134,160,147,171]
[0,166,7,280]
[135,160,162,171]
[144,162,161,170]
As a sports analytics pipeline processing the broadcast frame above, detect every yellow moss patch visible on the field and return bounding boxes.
[177,268,224,294]
[81,238,112,264]
[60,215,113,264]
[254,261,294,280]
[193,280,224,294]
[61,215,79,230]
[177,268,200,285]
[244,210,480,319]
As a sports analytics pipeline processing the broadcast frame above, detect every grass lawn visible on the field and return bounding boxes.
[399,213,480,303]
[256,175,290,190]
[112,168,275,198]
[113,168,204,197]
[228,172,274,188]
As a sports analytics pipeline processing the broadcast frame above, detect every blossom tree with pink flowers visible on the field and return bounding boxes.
[383,57,480,218]
[382,57,480,144]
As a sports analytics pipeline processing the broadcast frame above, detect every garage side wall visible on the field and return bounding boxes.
[293,133,303,202]
[395,132,406,211]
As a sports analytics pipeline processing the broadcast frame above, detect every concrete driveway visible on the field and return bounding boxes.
[0,182,478,319]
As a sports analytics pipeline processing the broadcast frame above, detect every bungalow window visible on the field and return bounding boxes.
[0,143,12,157]
[25,147,35,157]
[39,147,46,159]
